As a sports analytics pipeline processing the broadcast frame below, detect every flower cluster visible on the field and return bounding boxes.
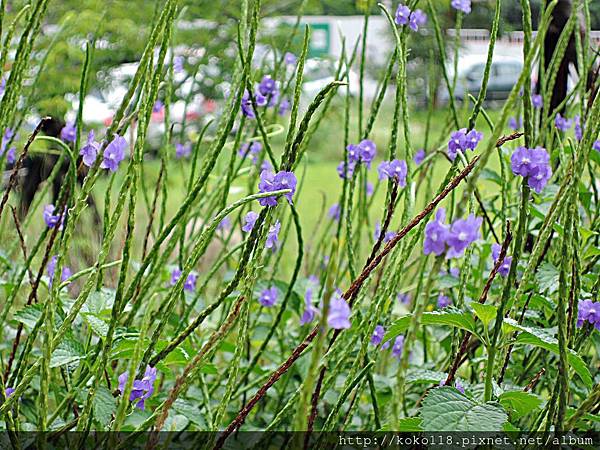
[47,256,71,287]
[175,142,191,159]
[337,140,377,178]
[510,146,552,193]
[437,294,452,309]
[118,365,157,410]
[377,159,407,186]
[395,4,427,31]
[258,170,297,206]
[447,128,483,161]
[554,113,572,132]
[265,220,281,250]
[170,268,197,292]
[241,75,290,118]
[577,300,600,330]
[370,325,405,358]
[423,208,482,259]
[451,0,472,14]
[300,275,320,324]
[242,211,259,232]
[238,141,263,164]
[491,243,512,277]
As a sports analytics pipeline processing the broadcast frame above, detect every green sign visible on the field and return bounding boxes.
[307,23,330,57]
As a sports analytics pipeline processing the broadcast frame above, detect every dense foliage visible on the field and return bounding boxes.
[0,0,599,447]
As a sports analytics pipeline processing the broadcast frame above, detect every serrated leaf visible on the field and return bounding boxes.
[50,336,86,368]
[172,399,205,427]
[471,302,497,328]
[385,309,479,344]
[406,369,448,385]
[397,417,423,431]
[420,387,508,431]
[85,289,115,314]
[83,313,109,338]
[13,304,43,329]
[499,391,542,419]
[93,386,116,427]
[504,318,592,388]
[536,262,559,294]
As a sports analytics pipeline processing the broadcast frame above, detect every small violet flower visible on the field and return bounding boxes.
[80,130,99,167]
[265,220,281,250]
[492,243,512,277]
[100,135,127,172]
[170,268,197,292]
[554,113,572,132]
[437,294,452,309]
[414,149,426,165]
[327,290,351,330]
[328,203,341,222]
[577,300,600,330]
[118,365,157,410]
[259,287,278,307]
[175,142,191,159]
[531,94,543,109]
[392,335,405,359]
[284,52,297,66]
[258,170,297,206]
[451,0,472,14]
[47,255,72,287]
[510,146,552,193]
[242,211,258,232]
[43,204,64,229]
[377,159,407,186]
[60,121,76,143]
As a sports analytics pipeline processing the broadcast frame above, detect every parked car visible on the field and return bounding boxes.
[439,55,524,104]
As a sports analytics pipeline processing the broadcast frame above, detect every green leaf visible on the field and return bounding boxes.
[93,386,116,428]
[84,288,115,315]
[406,369,448,385]
[13,304,43,329]
[50,336,86,368]
[172,399,205,427]
[397,417,423,431]
[504,318,592,388]
[536,262,559,294]
[420,387,508,431]
[499,391,542,419]
[470,302,497,328]
[385,309,479,344]
[83,313,109,338]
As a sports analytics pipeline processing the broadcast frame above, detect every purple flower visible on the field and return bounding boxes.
[465,130,483,150]
[241,90,255,118]
[100,135,126,172]
[5,387,14,398]
[346,143,360,164]
[242,211,258,232]
[414,149,426,165]
[255,92,268,107]
[577,300,600,330]
[118,365,157,410]
[170,268,197,292]
[300,286,319,325]
[439,378,465,394]
[594,141,600,152]
[258,170,297,206]
[337,160,356,179]
[152,100,164,113]
[366,181,374,196]
[555,113,572,132]
[1,128,16,164]
[258,75,277,97]
[395,4,411,25]
[265,220,281,250]
[259,287,278,307]
[284,52,297,65]
[80,130,99,167]
[0,77,5,96]
[239,141,262,163]
[574,115,583,141]
[437,294,452,309]
[423,208,450,256]
[358,139,376,167]
[447,130,467,161]
[397,292,411,305]
[278,98,291,116]
[491,243,512,277]
[532,94,543,109]
[175,142,191,159]
[446,214,482,258]
[328,203,341,222]
[451,0,472,14]
[377,159,407,186]
[510,146,552,193]
[217,217,231,232]
[43,204,64,229]
[409,9,427,31]
[327,291,351,330]
[449,267,460,278]
[5,147,15,164]
[60,122,76,143]
[371,325,391,349]
[173,55,184,73]
[47,255,71,287]
[392,335,405,359]
[509,117,522,131]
